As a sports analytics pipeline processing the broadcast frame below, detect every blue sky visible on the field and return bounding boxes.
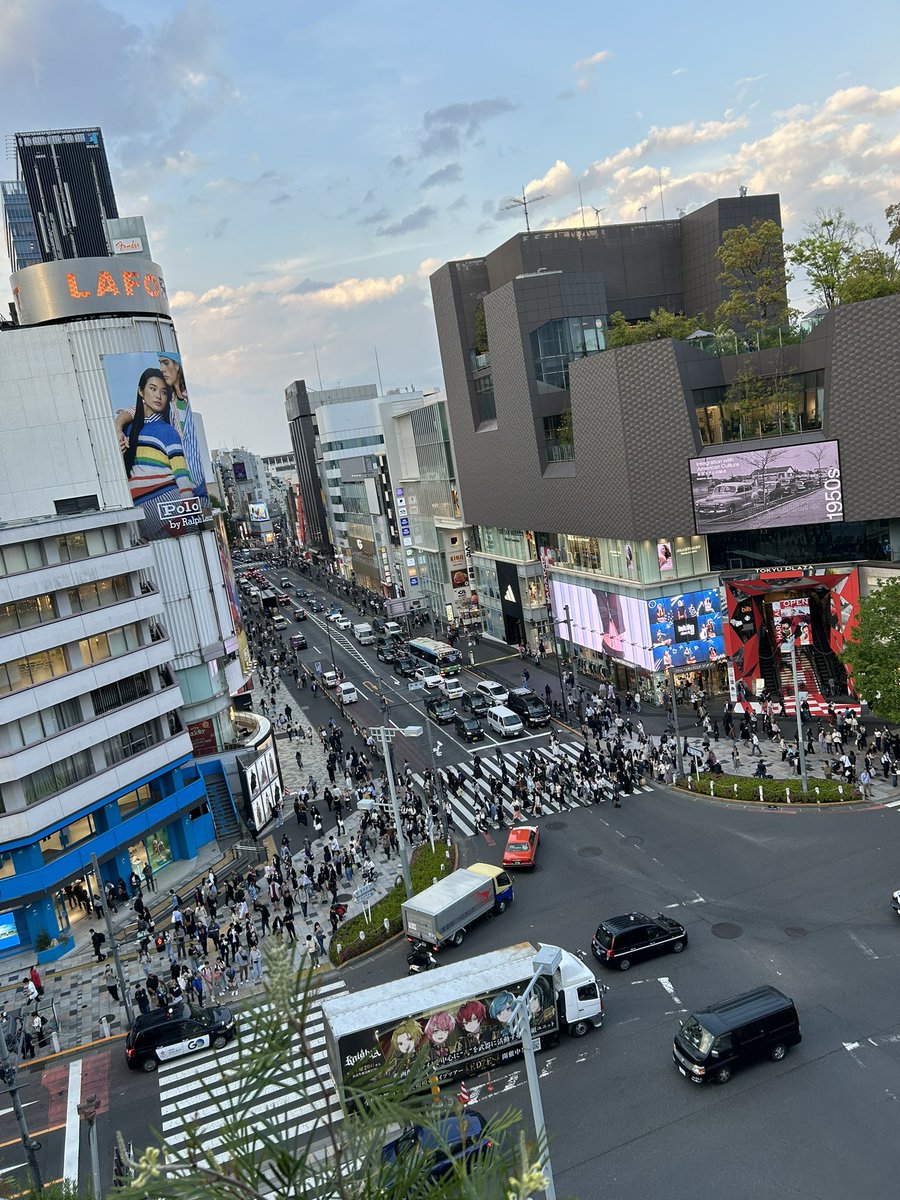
[1,0,899,452]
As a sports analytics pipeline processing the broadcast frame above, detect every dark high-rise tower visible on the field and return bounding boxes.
[13,127,118,262]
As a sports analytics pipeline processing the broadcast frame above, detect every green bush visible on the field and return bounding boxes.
[34,930,52,952]
[330,841,457,965]
[675,773,858,804]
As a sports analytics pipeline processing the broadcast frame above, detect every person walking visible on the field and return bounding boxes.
[29,965,44,1002]
[305,934,320,971]
[103,963,120,1004]
[89,928,107,962]
[313,922,326,956]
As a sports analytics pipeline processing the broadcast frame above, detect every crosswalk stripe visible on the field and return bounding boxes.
[155,982,347,1155]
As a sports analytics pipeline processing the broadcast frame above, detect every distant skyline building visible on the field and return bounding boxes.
[0,180,40,271]
[8,127,118,263]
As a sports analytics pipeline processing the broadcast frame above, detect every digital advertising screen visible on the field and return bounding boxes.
[647,588,725,670]
[689,441,843,534]
[248,502,269,522]
[549,579,652,670]
[232,461,248,481]
[102,350,209,540]
[0,914,21,953]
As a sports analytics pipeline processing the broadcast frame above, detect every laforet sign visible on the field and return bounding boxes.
[12,257,171,325]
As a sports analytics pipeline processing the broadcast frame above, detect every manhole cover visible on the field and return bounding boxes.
[784,927,808,939]
[578,846,604,858]
[336,893,353,903]
[711,922,742,940]
[545,821,566,831]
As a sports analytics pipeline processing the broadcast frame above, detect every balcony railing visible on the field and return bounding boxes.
[545,439,575,463]
[689,317,825,358]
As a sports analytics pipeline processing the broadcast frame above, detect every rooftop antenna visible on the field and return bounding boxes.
[590,206,604,228]
[504,184,549,232]
[739,183,748,198]
[639,205,648,223]
[313,343,325,392]
[374,346,384,395]
[656,169,666,221]
[577,181,587,230]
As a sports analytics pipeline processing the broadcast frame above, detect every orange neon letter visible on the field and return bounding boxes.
[96,271,120,297]
[122,271,140,296]
[66,273,91,299]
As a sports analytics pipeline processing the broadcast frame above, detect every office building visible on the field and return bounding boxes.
[11,127,118,262]
[0,180,40,272]
[431,196,900,706]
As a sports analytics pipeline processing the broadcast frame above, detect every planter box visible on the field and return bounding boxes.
[37,935,74,964]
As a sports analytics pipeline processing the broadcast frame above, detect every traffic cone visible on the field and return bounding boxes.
[486,1071,493,1092]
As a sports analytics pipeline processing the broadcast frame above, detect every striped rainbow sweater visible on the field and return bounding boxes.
[126,413,195,502]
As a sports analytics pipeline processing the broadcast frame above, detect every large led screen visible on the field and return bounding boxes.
[689,441,843,534]
[549,580,652,670]
[647,588,724,670]
[102,351,209,540]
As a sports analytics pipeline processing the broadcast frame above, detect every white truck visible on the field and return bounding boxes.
[401,863,513,951]
[320,942,604,1096]
[352,622,375,645]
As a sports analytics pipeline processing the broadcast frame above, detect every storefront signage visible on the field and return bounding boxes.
[12,257,170,325]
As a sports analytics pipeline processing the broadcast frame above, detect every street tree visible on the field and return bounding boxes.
[786,208,861,309]
[715,219,792,332]
[114,943,536,1200]
[840,579,900,723]
[836,246,900,304]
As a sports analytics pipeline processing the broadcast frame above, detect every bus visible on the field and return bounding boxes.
[406,637,462,675]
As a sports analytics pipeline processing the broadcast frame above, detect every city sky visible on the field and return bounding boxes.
[1,0,899,453]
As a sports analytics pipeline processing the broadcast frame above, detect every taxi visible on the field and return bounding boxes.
[502,825,540,869]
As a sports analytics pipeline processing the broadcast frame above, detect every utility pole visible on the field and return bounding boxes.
[0,1018,42,1192]
[563,604,578,710]
[667,665,686,779]
[786,638,810,794]
[91,853,134,1026]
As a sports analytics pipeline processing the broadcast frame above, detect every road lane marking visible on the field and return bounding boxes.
[847,931,879,960]
[843,1041,866,1068]
[658,977,685,1008]
[63,1058,82,1185]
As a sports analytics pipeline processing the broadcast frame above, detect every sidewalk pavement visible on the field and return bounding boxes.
[6,684,403,1058]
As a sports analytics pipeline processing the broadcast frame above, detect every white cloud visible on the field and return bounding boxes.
[525,160,577,198]
[573,50,612,72]
[671,67,686,76]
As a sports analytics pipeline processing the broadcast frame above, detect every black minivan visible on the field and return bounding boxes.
[592,912,688,971]
[125,1002,237,1072]
[673,986,801,1085]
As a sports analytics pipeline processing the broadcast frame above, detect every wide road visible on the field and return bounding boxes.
[348,780,900,1199]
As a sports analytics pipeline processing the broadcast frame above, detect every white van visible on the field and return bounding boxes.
[353,622,375,645]
[272,614,288,630]
[384,620,403,639]
[338,681,359,704]
[487,705,524,738]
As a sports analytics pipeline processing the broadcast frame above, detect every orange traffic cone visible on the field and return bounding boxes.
[486,1072,494,1092]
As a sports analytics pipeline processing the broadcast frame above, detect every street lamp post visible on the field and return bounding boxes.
[77,1093,103,1200]
[371,724,423,898]
[667,665,687,779]
[0,1018,42,1192]
[91,853,134,1026]
[512,945,563,1200]
[785,638,810,794]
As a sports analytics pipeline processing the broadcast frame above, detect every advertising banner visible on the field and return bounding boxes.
[238,738,283,831]
[102,351,209,541]
[689,441,843,534]
[646,588,724,671]
[772,597,812,649]
[549,579,652,670]
[248,502,269,522]
[338,974,559,1090]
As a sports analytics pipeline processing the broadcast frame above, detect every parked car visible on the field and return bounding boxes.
[322,670,339,689]
[290,633,308,650]
[476,680,509,705]
[425,695,456,724]
[591,912,688,972]
[502,825,540,868]
[125,1003,236,1072]
[453,713,484,743]
[460,691,489,718]
[439,676,466,700]
[380,1109,494,1188]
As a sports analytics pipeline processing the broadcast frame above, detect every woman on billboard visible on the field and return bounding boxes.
[119,368,197,538]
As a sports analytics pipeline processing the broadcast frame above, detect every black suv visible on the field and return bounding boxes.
[460,691,489,718]
[393,655,418,679]
[125,1002,236,1072]
[506,688,550,728]
[591,912,688,971]
[425,695,455,724]
[454,713,484,743]
[376,641,398,663]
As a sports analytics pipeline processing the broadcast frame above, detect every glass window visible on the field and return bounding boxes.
[0,594,55,631]
[543,413,574,462]
[10,698,82,748]
[57,532,88,562]
[40,815,95,860]
[91,672,152,716]
[0,541,46,575]
[0,646,68,693]
[531,315,606,392]
[23,750,95,805]
[102,721,161,768]
[474,374,496,423]
[79,623,140,665]
[118,783,153,819]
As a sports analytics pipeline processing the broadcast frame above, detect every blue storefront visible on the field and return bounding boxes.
[0,755,214,959]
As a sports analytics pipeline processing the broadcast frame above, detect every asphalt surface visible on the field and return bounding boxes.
[6,567,898,1198]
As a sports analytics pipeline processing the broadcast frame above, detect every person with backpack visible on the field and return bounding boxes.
[89,928,107,962]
